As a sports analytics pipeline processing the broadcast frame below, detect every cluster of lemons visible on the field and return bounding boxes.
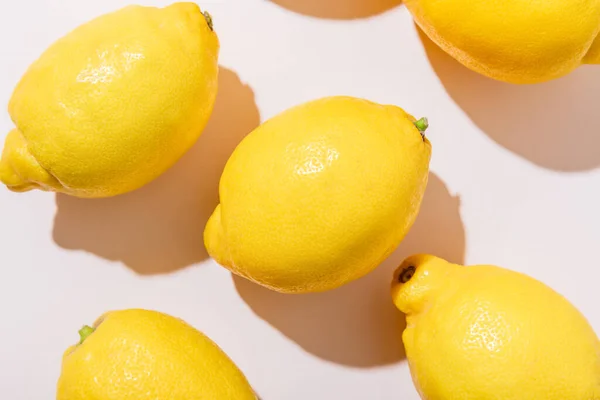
[1,2,599,399]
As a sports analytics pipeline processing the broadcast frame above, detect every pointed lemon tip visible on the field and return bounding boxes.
[0,128,62,193]
[391,254,454,315]
[204,204,228,266]
[583,34,600,64]
[0,129,37,192]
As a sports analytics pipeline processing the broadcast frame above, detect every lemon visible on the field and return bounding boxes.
[205,96,431,293]
[57,309,257,400]
[0,2,219,198]
[391,255,600,400]
[405,0,600,83]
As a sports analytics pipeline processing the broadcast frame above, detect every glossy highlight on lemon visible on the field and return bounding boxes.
[0,2,219,198]
[205,96,431,293]
[405,0,600,83]
[57,309,257,400]
[392,255,600,400]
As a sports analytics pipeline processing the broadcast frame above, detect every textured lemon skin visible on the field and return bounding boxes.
[405,0,600,83]
[205,96,431,293]
[391,255,600,400]
[57,309,257,400]
[0,2,219,198]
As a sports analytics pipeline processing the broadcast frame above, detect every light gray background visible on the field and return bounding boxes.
[1,0,598,398]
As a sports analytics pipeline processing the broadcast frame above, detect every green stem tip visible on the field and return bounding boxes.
[78,325,95,344]
[414,117,429,137]
[203,11,214,31]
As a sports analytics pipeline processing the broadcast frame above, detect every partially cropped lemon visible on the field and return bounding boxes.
[0,2,219,198]
[405,0,600,83]
[391,255,600,400]
[57,309,257,400]
[205,96,431,293]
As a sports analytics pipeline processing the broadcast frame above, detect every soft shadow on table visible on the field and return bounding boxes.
[52,67,260,275]
[270,0,402,19]
[418,28,600,172]
[234,173,465,367]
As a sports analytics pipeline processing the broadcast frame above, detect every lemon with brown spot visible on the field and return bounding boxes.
[392,254,600,400]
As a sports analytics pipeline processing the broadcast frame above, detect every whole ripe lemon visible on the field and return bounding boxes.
[205,96,431,293]
[405,0,600,83]
[57,309,257,400]
[0,2,219,198]
[391,255,600,400]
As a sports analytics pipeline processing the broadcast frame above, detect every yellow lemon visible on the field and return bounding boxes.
[391,255,600,400]
[405,0,600,83]
[57,309,257,400]
[205,96,431,293]
[0,2,219,198]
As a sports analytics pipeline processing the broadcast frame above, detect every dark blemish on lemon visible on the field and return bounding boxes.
[399,265,416,283]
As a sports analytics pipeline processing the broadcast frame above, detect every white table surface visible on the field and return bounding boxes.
[1,0,599,399]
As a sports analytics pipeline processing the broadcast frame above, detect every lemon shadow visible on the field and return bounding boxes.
[52,67,260,274]
[270,0,402,19]
[233,173,465,367]
[418,28,600,172]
